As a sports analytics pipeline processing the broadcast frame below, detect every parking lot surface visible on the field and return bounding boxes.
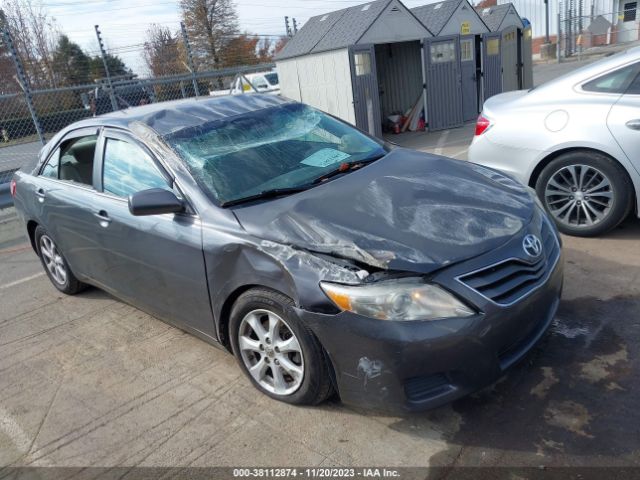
[1,177,639,475]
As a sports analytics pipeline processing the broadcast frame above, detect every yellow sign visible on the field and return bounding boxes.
[461,21,471,35]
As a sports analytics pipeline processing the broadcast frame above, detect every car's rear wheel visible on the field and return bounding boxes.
[536,151,632,237]
[35,226,86,294]
[229,288,333,405]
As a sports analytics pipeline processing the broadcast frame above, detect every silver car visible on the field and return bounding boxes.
[469,46,640,236]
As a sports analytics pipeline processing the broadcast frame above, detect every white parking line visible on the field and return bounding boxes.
[434,130,450,155]
[0,272,45,290]
[450,148,470,159]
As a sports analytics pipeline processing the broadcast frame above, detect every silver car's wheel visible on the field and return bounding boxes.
[39,234,68,285]
[544,164,613,228]
[536,152,633,237]
[238,309,304,395]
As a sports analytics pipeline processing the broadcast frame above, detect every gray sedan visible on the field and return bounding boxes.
[11,95,563,412]
[469,46,640,237]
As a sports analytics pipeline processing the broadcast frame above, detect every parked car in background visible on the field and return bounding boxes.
[469,46,640,237]
[231,71,280,95]
[11,95,562,412]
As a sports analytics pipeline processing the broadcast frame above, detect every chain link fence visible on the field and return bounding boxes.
[0,64,274,173]
[558,4,639,59]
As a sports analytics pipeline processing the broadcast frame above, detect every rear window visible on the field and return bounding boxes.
[582,63,640,93]
[264,73,279,85]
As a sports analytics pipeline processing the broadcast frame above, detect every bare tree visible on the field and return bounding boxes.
[1,0,59,88]
[179,0,239,71]
[143,24,187,77]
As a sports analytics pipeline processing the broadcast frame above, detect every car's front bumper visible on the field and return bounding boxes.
[295,215,564,413]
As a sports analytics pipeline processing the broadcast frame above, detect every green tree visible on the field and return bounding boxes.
[52,35,90,86]
[88,54,131,82]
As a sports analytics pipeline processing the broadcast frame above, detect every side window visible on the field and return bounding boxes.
[58,135,98,186]
[41,149,60,179]
[582,63,640,93]
[102,138,170,198]
[625,71,640,94]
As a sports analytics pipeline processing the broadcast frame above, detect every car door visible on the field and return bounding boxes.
[91,129,215,335]
[33,128,104,281]
[607,64,640,175]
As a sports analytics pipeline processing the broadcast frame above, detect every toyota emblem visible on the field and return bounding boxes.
[522,234,543,258]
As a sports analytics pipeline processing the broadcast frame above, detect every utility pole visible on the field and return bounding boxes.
[0,10,45,145]
[284,16,292,37]
[292,18,298,35]
[94,25,119,112]
[544,0,550,43]
[180,21,200,97]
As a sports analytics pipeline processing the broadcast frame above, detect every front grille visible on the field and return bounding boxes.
[457,220,560,306]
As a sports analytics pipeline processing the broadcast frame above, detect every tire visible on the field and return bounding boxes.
[229,288,333,406]
[535,151,633,237]
[35,226,87,295]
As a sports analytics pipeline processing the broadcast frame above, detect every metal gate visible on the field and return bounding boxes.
[502,26,519,92]
[423,36,463,131]
[482,32,502,103]
[460,35,478,122]
[349,44,382,138]
[520,26,533,89]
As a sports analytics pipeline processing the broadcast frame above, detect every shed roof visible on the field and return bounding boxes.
[476,3,522,31]
[411,0,462,36]
[275,0,431,61]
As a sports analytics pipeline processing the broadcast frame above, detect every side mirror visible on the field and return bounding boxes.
[128,188,184,216]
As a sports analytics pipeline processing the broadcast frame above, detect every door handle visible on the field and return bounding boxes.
[35,188,45,202]
[625,119,640,130]
[94,210,111,226]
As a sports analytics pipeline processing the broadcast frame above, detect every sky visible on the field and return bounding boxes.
[42,0,442,75]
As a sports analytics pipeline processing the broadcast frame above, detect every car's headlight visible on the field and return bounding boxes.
[320,279,476,321]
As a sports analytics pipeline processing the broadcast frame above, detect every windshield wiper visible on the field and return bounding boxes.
[221,186,311,207]
[311,154,386,185]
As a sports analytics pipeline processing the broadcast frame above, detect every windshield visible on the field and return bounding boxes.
[165,103,387,205]
[264,73,279,86]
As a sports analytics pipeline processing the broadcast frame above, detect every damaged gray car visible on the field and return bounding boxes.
[11,95,563,412]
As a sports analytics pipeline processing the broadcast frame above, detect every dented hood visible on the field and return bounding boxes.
[233,149,534,274]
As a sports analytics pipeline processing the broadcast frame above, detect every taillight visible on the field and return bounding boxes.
[475,114,492,136]
[10,179,17,197]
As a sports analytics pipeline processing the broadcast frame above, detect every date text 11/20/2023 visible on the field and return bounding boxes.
[232,468,401,478]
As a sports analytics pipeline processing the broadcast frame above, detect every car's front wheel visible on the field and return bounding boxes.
[229,288,333,405]
[35,226,86,294]
[536,151,632,237]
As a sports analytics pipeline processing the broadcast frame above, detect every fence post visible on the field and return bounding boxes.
[94,25,119,112]
[557,11,563,61]
[0,10,46,145]
[180,22,200,98]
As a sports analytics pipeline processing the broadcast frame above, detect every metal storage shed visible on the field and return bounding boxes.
[276,0,432,138]
[477,3,533,92]
[412,0,490,122]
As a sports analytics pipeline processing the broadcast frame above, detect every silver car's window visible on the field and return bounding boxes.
[102,138,169,198]
[58,135,98,186]
[582,63,640,94]
[264,73,278,85]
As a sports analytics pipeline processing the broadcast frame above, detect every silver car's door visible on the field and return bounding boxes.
[33,128,104,281]
[607,67,640,173]
[91,129,215,336]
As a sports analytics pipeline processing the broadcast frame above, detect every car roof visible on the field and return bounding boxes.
[536,45,640,92]
[69,93,294,137]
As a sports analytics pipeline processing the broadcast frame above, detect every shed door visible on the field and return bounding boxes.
[520,26,534,89]
[349,44,382,138]
[502,26,519,92]
[460,35,478,122]
[482,32,502,102]
[423,36,463,131]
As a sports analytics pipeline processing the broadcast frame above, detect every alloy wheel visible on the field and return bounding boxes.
[544,164,614,228]
[39,235,67,285]
[238,309,304,395]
